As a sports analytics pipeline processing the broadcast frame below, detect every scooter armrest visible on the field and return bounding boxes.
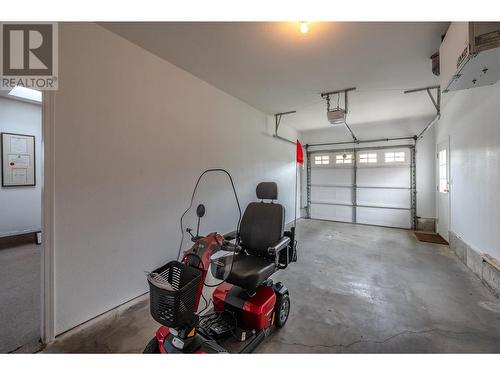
[267,237,290,257]
[223,230,238,241]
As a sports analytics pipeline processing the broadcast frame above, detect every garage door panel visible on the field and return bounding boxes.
[356,207,411,228]
[311,186,352,205]
[311,168,352,185]
[311,203,353,223]
[309,147,413,229]
[356,188,410,209]
[357,167,410,188]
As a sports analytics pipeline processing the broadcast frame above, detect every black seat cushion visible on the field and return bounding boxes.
[240,202,284,257]
[225,253,275,291]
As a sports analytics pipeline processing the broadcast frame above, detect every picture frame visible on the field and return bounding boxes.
[1,132,36,187]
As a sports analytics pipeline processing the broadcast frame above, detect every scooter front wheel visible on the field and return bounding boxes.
[143,337,160,353]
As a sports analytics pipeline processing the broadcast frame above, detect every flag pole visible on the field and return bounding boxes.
[293,139,303,260]
[294,139,303,229]
[294,160,298,230]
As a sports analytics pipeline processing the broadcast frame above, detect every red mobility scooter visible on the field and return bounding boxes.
[144,170,297,353]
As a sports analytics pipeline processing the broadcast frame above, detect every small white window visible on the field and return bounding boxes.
[359,153,377,163]
[385,151,405,163]
[314,155,330,165]
[335,153,353,164]
[438,149,448,193]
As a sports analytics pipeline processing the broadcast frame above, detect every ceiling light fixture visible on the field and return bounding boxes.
[300,21,308,34]
[8,86,42,102]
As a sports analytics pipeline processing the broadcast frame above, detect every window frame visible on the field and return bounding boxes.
[359,152,377,164]
[385,151,406,163]
[335,153,353,165]
[314,154,330,165]
[438,149,448,193]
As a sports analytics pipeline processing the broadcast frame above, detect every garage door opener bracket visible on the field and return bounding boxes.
[273,110,297,145]
[404,85,441,139]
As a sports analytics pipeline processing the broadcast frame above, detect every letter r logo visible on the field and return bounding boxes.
[2,24,53,76]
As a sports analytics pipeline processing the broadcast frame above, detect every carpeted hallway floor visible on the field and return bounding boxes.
[0,243,41,353]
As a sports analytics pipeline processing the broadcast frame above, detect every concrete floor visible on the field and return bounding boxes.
[42,294,157,353]
[44,220,500,353]
[0,244,41,353]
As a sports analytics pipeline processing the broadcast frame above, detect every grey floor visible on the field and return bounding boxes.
[44,220,500,353]
[0,244,41,353]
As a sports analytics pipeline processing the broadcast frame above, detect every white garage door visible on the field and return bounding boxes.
[309,147,414,229]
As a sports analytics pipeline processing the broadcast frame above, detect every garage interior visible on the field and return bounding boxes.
[2,21,500,354]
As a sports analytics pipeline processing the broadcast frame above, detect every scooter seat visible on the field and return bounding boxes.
[225,253,275,292]
[212,182,283,291]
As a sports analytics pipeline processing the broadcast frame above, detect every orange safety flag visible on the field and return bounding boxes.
[296,139,304,165]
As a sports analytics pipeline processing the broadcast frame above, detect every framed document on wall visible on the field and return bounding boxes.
[1,132,36,187]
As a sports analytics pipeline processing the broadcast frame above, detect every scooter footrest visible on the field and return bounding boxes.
[199,312,236,340]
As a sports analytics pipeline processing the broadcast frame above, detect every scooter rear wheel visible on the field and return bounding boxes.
[275,294,290,328]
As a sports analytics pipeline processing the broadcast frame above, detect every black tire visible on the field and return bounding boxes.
[274,293,290,328]
[143,337,160,353]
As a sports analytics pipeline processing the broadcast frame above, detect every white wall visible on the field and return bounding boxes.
[299,116,436,219]
[435,81,500,259]
[416,124,436,219]
[50,23,298,334]
[0,97,42,236]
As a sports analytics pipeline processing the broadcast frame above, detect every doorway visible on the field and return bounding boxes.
[437,139,450,241]
[0,88,43,353]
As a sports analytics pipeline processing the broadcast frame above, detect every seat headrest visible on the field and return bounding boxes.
[256,182,278,200]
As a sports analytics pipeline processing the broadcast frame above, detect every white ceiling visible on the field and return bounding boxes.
[101,22,449,132]
[0,89,42,105]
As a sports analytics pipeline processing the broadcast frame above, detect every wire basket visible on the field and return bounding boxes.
[148,260,202,328]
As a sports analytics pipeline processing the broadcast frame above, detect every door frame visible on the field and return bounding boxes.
[436,137,451,240]
[41,91,55,343]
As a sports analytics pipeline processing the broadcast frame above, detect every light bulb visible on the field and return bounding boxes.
[300,22,308,34]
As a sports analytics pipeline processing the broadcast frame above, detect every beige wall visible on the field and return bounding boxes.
[51,23,298,334]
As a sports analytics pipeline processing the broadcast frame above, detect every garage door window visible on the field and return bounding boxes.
[335,153,353,164]
[385,151,405,163]
[314,155,330,165]
[359,153,377,164]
